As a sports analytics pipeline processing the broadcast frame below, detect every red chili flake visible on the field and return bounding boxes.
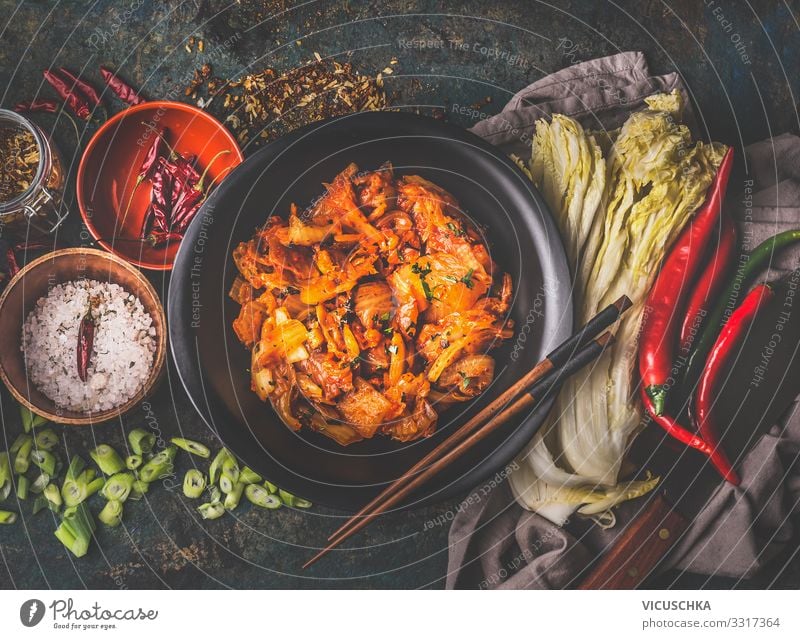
[43,69,90,119]
[76,309,95,382]
[14,99,59,114]
[99,66,145,106]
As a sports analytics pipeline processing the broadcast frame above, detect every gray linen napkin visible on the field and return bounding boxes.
[447,52,800,589]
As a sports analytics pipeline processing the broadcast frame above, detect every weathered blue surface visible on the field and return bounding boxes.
[0,0,798,588]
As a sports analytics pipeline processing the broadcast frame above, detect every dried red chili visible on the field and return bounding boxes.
[5,248,20,277]
[76,310,95,382]
[100,66,145,106]
[43,69,90,119]
[14,99,59,114]
[147,230,184,247]
[57,67,102,109]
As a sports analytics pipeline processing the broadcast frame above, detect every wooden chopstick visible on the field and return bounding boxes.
[325,295,632,545]
[303,300,630,569]
[303,330,616,568]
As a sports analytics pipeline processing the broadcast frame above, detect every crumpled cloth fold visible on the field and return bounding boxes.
[446,52,800,589]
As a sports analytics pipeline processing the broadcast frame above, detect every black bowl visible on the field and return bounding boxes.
[168,111,572,511]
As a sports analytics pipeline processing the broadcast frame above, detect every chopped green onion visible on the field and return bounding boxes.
[183,470,206,499]
[86,478,105,498]
[127,428,156,455]
[32,495,47,515]
[0,481,11,501]
[65,455,86,480]
[80,468,97,483]
[89,444,125,475]
[98,500,123,527]
[245,484,282,509]
[224,482,244,510]
[44,483,62,508]
[20,404,47,433]
[197,502,225,519]
[209,448,233,485]
[34,428,59,451]
[263,480,278,494]
[31,450,57,476]
[0,452,10,490]
[125,455,142,470]
[219,475,234,494]
[100,473,135,502]
[10,433,30,455]
[16,475,29,500]
[29,472,50,494]
[239,467,262,485]
[278,489,312,508]
[138,447,176,482]
[61,462,103,508]
[170,437,210,458]
[54,503,95,557]
[221,456,240,485]
[207,485,222,504]
[0,510,17,524]
[13,437,33,474]
[130,480,149,501]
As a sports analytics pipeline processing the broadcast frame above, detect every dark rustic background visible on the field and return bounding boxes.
[1,0,798,589]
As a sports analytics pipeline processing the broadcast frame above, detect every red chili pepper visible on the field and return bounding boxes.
[14,99,59,113]
[641,387,714,455]
[639,148,734,416]
[5,248,20,277]
[694,283,775,484]
[43,69,90,119]
[76,310,95,382]
[147,230,183,247]
[679,215,737,352]
[99,66,145,106]
[57,67,102,108]
[170,149,231,232]
[148,160,173,234]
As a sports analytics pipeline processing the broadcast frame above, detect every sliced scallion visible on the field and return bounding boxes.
[209,448,233,485]
[34,428,59,451]
[125,455,142,470]
[44,483,62,508]
[98,500,123,527]
[16,475,29,500]
[138,447,176,482]
[128,428,156,455]
[9,433,30,455]
[89,444,125,475]
[263,480,278,494]
[245,484,282,509]
[13,437,33,474]
[54,503,95,557]
[0,510,17,524]
[64,455,86,480]
[0,481,11,501]
[170,437,210,458]
[183,469,206,499]
[278,489,312,508]
[224,482,244,510]
[129,479,149,500]
[0,452,10,491]
[197,502,225,520]
[207,486,221,504]
[221,456,240,485]
[100,472,135,502]
[32,495,48,515]
[31,450,57,476]
[20,404,47,433]
[29,472,50,494]
[219,474,234,494]
[239,467,262,485]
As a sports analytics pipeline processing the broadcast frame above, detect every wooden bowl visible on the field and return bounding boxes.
[76,101,243,271]
[0,248,166,425]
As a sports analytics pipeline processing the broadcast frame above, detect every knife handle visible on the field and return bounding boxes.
[577,492,688,589]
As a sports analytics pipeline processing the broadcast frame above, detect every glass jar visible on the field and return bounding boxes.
[0,108,67,239]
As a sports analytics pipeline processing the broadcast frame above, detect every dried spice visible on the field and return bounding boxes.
[100,66,145,106]
[14,100,59,114]
[43,70,91,119]
[0,127,40,202]
[190,54,394,147]
[76,308,95,382]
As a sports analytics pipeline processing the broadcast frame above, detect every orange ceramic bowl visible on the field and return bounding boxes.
[77,101,243,270]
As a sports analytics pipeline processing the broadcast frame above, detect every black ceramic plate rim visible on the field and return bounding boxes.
[168,111,573,510]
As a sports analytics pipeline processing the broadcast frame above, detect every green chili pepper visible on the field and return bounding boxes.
[128,428,156,455]
[183,469,206,499]
[245,484,282,509]
[125,455,142,470]
[101,472,135,502]
[263,480,278,494]
[20,404,48,433]
[170,437,211,458]
[16,475,29,500]
[138,447,177,482]
[224,482,244,510]
[29,472,50,494]
[13,437,33,474]
[0,510,17,524]
[90,444,125,475]
[130,479,149,500]
[278,489,312,508]
[98,500,123,527]
[54,503,95,557]
[31,450,57,476]
[34,428,59,451]
[239,467,262,485]
[44,483,62,508]
[197,502,225,520]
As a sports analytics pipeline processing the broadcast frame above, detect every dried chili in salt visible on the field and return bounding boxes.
[76,310,95,382]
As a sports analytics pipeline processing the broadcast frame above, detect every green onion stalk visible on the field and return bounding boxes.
[223,482,244,510]
[61,461,105,508]
[209,448,233,485]
[245,484,282,509]
[128,428,156,455]
[54,503,95,557]
[99,500,123,527]
[90,444,125,475]
[13,437,33,474]
[278,489,312,508]
[125,454,142,470]
[170,437,211,458]
[100,472,135,502]
[44,483,62,508]
[183,469,206,499]
[239,467,262,485]
[197,502,225,519]
[31,450,57,476]
[16,475,29,500]
[139,447,176,482]
[0,452,10,492]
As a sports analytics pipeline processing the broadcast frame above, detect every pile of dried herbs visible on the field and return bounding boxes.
[0,128,39,202]
[187,54,394,146]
